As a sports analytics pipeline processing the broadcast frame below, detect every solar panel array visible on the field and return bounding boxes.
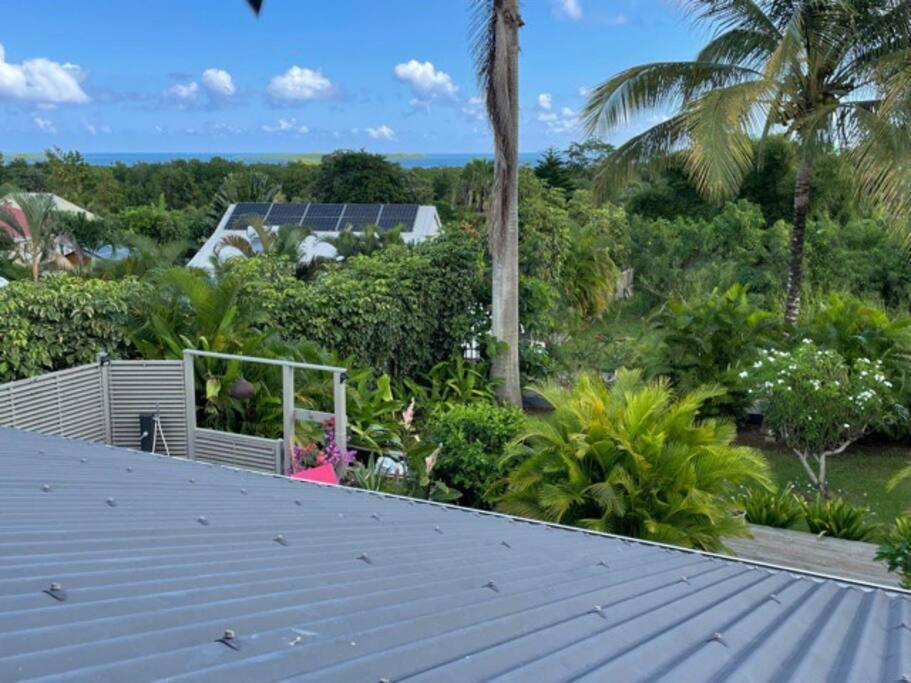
[224,203,422,232]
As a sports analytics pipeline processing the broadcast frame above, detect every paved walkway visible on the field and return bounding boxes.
[726,525,902,589]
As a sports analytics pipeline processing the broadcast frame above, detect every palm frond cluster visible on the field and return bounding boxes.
[498,370,771,550]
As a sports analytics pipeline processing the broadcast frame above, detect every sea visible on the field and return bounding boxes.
[7,152,544,169]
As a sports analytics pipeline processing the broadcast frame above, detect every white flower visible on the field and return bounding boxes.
[738,371,748,379]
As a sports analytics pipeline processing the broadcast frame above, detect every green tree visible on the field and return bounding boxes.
[583,0,911,325]
[534,147,575,193]
[313,150,416,203]
[206,171,282,226]
[217,214,310,260]
[499,370,770,551]
[0,194,68,281]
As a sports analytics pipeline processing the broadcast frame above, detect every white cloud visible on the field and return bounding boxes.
[578,86,592,97]
[553,0,582,21]
[32,115,56,133]
[366,124,395,140]
[536,96,577,134]
[462,95,485,121]
[262,117,309,134]
[167,81,199,104]
[202,68,235,97]
[394,60,458,107]
[0,43,89,104]
[267,66,333,101]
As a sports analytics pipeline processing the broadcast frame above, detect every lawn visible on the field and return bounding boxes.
[755,442,911,524]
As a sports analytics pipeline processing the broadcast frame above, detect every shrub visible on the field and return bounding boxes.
[746,341,905,495]
[428,402,525,508]
[875,517,911,588]
[738,487,804,529]
[0,276,148,381]
[269,229,486,378]
[802,496,880,541]
[498,370,771,551]
[648,283,779,416]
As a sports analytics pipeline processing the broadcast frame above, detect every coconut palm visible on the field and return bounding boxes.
[217,214,310,260]
[583,0,911,324]
[0,193,70,281]
[498,369,771,551]
[471,0,523,405]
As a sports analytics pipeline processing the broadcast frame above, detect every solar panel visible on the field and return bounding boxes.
[377,204,419,230]
[264,203,307,226]
[227,203,272,229]
[338,204,382,230]
[302,203,344,232]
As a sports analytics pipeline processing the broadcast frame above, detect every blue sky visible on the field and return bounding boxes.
[0,0,702,154]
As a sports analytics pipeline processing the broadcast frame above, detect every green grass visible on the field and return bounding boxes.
[758,445,911,524]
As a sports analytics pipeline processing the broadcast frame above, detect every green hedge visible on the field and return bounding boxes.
[238,229,486,377]
[0,276,148,382]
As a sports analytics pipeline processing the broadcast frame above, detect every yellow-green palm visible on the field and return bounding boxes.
[583,0,911,324]
[498,369,771,551]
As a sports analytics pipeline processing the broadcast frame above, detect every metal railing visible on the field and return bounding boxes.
[182,350,348,475]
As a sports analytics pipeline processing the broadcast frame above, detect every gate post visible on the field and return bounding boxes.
[282,363,295,475]
[183,350,197,459]
[97,353,113,444]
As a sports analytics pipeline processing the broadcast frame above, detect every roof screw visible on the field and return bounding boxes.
[357,553,373,565]
[294,500,302,506]
[897,621,911,631]
[899,675,911,682]
[41,484,52,492]
[370,513,381,521]
[197,516,209,526]
[126,467,133,473]
[223,629,235,641]
[240,488,248,495]
[434,525,443,534]
[768,593,781,604]
[218,628,241,651]
[105,497,117,508]
[189,478,195,484]
[380,678,391,683]
[39,450,45,455]
[500,540,512,549]
[273,534,289,546]
[708,632,726,647]
[596,560,609,568]
[45,582,67,602]
[680,576,690,585]
[80,458,87,463]
[484,580,499,593]
[592,605,607,619]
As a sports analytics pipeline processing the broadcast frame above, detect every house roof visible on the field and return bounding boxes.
[0,205,28,241]
[0,427,909,682]
[2,193,97,220]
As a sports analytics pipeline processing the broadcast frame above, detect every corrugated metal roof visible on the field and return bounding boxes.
[0,426,909,682]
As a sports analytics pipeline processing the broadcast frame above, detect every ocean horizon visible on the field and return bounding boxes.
[4,151,545,169]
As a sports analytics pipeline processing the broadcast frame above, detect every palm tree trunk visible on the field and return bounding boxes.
[784,155,813,325]
[31,252,41,282]
[487,0,522,406]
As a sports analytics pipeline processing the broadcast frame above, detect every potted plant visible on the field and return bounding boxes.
[289,418,355,485]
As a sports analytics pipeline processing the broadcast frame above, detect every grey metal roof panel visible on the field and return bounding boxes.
[0,427,908,682]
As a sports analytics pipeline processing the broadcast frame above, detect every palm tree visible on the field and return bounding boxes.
[583,0,911,324]
[472,0,523,406]
[498,370,771,551]
[217,214,310,260]
[0,194,69,281]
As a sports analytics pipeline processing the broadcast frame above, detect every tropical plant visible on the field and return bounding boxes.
[746,341,905,495]
[428,401,525,507]
[92,233,188,279]
[737,486,804,529]
[560,222,617,321]
[401,355,497,415]
[206,170,281,226]
[875,516,911,589]
[328,224,404,259]
[802,496,880,541]
[472,0,523,405]
[0,193,69,281]
[583,0,911,324]
[498,370,771,551]
[534,147,575,193]
[217,214,310,260]
[649,283,779,416]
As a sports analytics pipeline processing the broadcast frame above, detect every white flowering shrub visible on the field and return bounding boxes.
[744,340,905,495]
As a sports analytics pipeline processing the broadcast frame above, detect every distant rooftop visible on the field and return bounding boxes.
[188,202,441,270]
[1,427,908,682]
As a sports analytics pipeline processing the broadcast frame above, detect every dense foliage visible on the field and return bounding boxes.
[738,487,804,530]
[428,402,525,508]
[0,277,147,381]
[802,496,880,542]
[876,517,911,589]
[498,371,770,551]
